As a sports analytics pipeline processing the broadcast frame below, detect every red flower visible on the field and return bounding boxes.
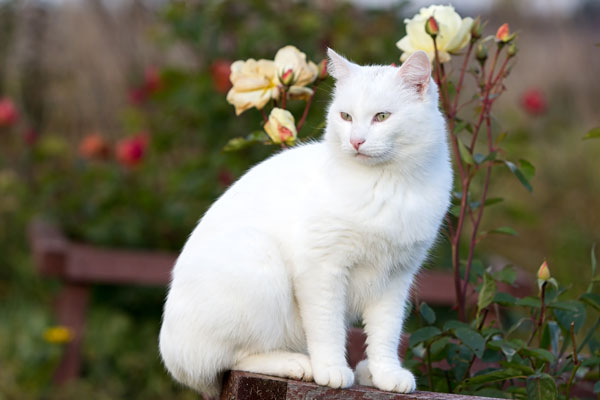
[210,59,232,93]
[129,66,162,104]
[0,98,19,127]
[521,89,547,116]
[79,133,109,159]
[116,133,148,167]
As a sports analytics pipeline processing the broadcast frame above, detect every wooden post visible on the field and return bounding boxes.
[221,371,502,400]
[53,282,91,384]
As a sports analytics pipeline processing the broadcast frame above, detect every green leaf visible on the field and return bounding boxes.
[493,292,517,306]
[444,320,471,332]
[408,326,442,347]
[488,226,518,236]
[420,302,436,324]
[540,321,560,355]
[223,131,270,151]
[473,151,497,165]
[516,297,541,308]
[504,160,533,192]
[520,348,555,363]
[477,272,497,313]
[457,137,475,165]
[519,159,536,181]
[453,120,470,134]
[583,126,600,140]
[484,197,504,207]
[553,300,586,333]
[457,368,525,390]
[494,265,517,285]
[580,292,600,312]
[526,372,557,400]
[455,327,486,358]
[447,343,473,381]
[594,381,600,393]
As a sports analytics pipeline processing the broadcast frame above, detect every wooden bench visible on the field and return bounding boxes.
[221,370,501,399]
[28,220,530,384]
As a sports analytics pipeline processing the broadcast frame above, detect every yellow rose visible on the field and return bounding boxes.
[396,5,473,63]
[43,326,73,344]
[264,108,297,145]
[226,59,279,115]
[274,45,318,88]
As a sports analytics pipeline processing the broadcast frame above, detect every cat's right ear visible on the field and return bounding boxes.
[397,51,431,96]
[327,48,356,81]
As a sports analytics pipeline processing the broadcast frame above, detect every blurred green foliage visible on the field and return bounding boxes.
[0,0,409,398]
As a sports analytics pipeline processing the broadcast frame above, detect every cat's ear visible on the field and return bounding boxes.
[397,51,431,95]
[327,48,357,81]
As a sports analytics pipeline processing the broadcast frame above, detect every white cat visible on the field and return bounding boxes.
[159,49,452,397]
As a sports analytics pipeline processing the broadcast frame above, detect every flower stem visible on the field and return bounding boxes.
[565,322,580,400]
[296,82,318,133]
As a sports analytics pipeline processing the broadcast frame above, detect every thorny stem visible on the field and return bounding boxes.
[296,82,318,133]
[451,41,475,114]
[260,108,268,124]
[565,322,580,400]
[432,37,450,114]
[527,281,547,346]
[426,343,434,391]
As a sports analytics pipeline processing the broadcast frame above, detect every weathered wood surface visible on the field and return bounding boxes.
[221,371,501,400]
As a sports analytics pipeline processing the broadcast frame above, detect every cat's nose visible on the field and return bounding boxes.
[350,138,365,151]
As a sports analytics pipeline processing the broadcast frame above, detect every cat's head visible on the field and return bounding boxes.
[325,49,445,167]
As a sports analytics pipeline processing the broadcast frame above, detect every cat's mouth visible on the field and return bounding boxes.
[355,152,372,159]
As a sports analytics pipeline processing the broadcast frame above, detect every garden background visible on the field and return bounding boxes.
[0,0,599,398]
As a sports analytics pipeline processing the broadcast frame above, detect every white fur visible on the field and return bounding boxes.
[159,49,452,397]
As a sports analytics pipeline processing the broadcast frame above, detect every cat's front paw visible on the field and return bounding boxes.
[371,366,416,393]
[312,364,354,389]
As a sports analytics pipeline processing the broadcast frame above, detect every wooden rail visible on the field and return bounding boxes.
[221,371,501,400]
[28,219,531,384]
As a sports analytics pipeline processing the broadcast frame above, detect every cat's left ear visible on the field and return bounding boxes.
[397,51,431,96]
[327,48,358,81]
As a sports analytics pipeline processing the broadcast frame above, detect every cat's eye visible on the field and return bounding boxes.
[373,112,391,122]
[340,112,353,122]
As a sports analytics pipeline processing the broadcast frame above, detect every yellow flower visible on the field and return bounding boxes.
[396,5,473,63]
[264,108,297,145]
[44,326,73,344]
[537,260,551,281]
[274,45,318,88]
[226,59,279,115]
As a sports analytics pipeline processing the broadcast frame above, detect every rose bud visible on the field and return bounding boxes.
[496,23,516,44]
[507,43,518,58]
[476,43,488,65]
[264,107,297,145]
[425,16,439,38]
[279,68,295,87]
[470,16,482,40]
[537,260,551,281]
[317,58,328,80]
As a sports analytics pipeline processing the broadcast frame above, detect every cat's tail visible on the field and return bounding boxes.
[158,324,228,398]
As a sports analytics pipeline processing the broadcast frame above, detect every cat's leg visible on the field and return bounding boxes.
[233,351,313,381]
[357,272,416,393]
[294,264,355,389]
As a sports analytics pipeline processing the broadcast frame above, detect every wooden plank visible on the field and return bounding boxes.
[222,370,502,400]
[66,242,175,285]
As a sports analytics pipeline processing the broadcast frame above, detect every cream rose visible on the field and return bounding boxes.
[226,59,279,115]
[396,5,473,63]
[274,45,318,88]
[264,107,297,145]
